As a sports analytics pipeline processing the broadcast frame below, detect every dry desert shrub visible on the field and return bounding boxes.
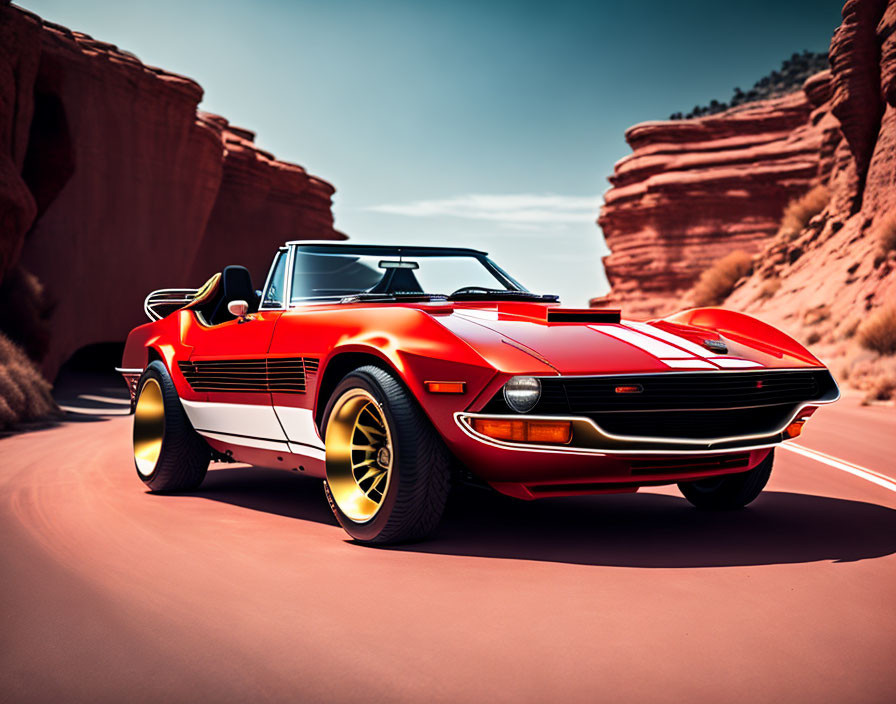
[691,250,754,306]
[0,333,58,430]
[873,216,896,266]
[777,184,830,241]
[838,348,896,403]
[0,265,54,361]
[864,376,896,403]
[857,304,896,356]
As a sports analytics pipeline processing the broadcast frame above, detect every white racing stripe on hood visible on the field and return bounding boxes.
[623,321,765,369]
[590,325,696,359]
[709,358,764,368]
[624,321,716,358]
[663,359,719,369]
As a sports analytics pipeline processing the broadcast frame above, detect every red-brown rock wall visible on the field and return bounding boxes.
[595,89,835,317]
[0,6,40,276]
[829,0,887,194]
[594,0,895,396]
[727,0,896,338]
[188,116,340,285]
[0,2,344,379]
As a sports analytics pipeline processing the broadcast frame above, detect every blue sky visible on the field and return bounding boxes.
[22,0,844,305]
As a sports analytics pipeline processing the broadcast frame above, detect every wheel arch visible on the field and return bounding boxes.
[314,349,400,430]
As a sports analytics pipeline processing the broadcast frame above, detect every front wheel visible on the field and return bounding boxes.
[322,365,451,544]
[678,451,774,510]
[133,361,209,491]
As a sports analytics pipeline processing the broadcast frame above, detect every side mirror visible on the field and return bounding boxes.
[227,299,249,319]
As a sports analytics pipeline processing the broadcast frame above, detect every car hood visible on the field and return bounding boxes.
[436,304,821,375]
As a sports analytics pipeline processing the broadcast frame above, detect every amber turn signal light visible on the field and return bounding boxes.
[425,381,466,394]
[470,418,572,444]
[785,419,806,439]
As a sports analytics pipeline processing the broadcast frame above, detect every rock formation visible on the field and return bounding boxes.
[0,1,344,405]
[595,85,838,318]
[726,0,896,398]
[595,0,896,398]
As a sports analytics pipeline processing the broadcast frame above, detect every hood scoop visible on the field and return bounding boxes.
[546,308,621,324]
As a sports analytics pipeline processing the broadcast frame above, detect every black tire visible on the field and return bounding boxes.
[133,360,209,492]
[678,451,774,510]
[322,365,451,544]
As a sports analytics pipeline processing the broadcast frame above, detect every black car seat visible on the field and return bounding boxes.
[367,267,424,295]
[209,265,259,325]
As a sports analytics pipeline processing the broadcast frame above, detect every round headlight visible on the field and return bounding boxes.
[503,376,541,413]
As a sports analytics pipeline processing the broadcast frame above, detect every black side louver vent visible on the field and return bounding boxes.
[546,309,621,324]
[178,357,319,393]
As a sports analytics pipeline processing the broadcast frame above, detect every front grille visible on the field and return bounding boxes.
[593,405,797,439]
[557,370,827,412]
[483,369,837,441]
[178,357,319,393]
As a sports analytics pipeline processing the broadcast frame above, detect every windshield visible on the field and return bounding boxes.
[287,247,544,303]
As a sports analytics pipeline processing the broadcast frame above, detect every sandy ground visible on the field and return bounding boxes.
[1,380,894,703]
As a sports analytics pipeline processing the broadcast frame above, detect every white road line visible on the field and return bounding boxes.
[780,443,896,493]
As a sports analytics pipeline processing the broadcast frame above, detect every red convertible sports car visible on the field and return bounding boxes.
[119,242,839,544]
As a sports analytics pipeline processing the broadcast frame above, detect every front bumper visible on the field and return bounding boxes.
[446,408,808,499]
[455,403,816,455]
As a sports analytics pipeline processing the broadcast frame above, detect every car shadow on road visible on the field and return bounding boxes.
[193,467,896,568]
[192,467,338,526]
[406,487,896,568]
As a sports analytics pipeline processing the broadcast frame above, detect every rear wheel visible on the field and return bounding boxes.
[133,360,209,491]
[678,451,774,510]
[322,365,450,544]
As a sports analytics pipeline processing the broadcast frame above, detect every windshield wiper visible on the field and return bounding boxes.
[447,288,559,302]
[338,293,449,304]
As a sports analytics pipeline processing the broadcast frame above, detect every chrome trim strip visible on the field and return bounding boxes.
[143,288,198,321]
[453,412,782,456]
[115,367,143,374]
[284,243,296,308]
[521,367,832,379]
[259,247,289,311]
[454,385,839,455]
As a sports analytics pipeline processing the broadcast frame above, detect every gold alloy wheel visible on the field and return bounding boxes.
[134,377,165,477]
[325,389,394,523]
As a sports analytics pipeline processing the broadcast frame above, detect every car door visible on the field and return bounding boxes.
[178,251,292,448]
[180,310,288,447]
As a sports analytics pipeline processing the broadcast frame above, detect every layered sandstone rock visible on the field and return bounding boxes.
[727,0,896,374]
[595,0,896,397]
[0,2,343,385]
[595,86,837,317]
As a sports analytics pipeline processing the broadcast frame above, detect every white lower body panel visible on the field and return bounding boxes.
[180,399,325,461]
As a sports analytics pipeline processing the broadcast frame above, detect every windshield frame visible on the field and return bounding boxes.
[269,243,531,306]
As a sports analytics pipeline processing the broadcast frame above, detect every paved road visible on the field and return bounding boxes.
[1,386,894,703]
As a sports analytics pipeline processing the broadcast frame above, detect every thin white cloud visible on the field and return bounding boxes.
[367,193,601,225]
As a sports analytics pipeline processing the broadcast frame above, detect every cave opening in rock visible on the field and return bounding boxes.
[53,342,132,415]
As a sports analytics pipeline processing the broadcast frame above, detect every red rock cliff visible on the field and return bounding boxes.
[726,0,896,368]
[0,2,344,381]
[594,0,896,397]
[595,81,839,318]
